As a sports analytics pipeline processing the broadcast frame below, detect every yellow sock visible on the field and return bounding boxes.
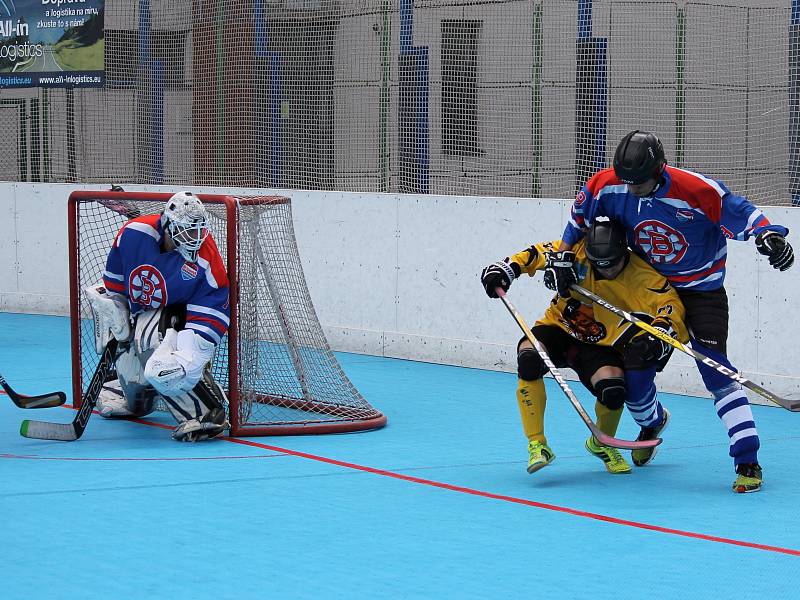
[595,401,623,437]
[516,379,547,443]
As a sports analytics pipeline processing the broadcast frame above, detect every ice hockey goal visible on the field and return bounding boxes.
[68,190,386,435]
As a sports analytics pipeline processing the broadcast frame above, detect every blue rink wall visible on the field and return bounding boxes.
[1,183,800,404]
[1,312,800,600]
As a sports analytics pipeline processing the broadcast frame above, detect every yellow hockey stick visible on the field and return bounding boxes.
[571,284,800,412]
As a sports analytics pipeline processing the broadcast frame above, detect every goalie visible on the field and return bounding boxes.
[86,191,230,442]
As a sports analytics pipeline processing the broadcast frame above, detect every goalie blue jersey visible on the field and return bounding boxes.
[562,166,789,291]
[102,214,230,344]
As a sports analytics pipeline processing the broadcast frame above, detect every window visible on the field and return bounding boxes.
[441,20,482,157]
[105,29,188,89]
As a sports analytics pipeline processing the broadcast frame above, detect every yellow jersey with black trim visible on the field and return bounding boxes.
[508,239,688,350]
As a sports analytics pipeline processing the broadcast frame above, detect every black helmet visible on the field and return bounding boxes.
[613,130,665,184]
[585,220,628,268]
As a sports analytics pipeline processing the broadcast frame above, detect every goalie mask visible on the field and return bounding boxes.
[162,191,209,263]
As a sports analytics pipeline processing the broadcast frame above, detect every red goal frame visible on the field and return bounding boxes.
[68,190,387,436]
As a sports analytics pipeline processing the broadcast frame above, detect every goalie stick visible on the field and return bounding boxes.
[495,288,661,450]
[0,373,66,409]
[20,339,118,441]
[571,284,800,412]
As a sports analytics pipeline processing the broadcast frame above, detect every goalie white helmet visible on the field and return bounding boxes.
[162,191,209,263]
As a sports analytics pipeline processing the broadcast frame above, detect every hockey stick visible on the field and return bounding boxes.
[571,284,800,412]
[20,339,118,441]
[0,373,66,408]
[495,288,660,450]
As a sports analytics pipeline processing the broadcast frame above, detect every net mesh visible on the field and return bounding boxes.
[72,192,386,435]
[0,0,797,205]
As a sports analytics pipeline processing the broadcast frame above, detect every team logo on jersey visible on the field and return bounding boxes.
[181,261,198,280]
[634,220,688,264]
[721,225,735,239]
[129,264,168,309]
[561,298,606,343]
[575,190,587,206]
[675,209,694,222]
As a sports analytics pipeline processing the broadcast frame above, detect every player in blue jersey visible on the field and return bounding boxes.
[544,131,794,492]
[86,191,231,441]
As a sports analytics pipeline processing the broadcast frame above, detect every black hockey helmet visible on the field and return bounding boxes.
[613,130,666,184]
[585,220,628,268]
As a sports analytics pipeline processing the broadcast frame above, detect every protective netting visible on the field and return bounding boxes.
[71,191,386,435]
[1,1,798,205]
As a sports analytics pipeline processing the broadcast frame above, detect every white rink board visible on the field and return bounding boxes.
[0,182,798,403]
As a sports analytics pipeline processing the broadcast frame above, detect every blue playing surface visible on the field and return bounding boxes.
[1,312,798,599]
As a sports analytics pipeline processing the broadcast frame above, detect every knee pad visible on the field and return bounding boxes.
[517,347,548,381]
[594,377,626,410]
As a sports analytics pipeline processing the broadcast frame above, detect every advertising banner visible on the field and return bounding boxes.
[0,0,104,88]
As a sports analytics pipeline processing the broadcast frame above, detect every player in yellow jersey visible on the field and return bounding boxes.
[481,220,689,474]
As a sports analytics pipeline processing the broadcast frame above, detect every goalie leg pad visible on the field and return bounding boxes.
[133,308,165,355]
[98,336,159,419]
[164,371,229,442]
[97,378,157,418]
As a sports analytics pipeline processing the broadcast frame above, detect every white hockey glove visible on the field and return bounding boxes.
[85,283,131,354]
[144,328,216,395]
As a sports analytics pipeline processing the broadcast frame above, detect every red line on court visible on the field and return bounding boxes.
[20,404,800,557]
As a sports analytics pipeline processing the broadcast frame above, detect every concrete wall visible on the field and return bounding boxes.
[2,182,798,404]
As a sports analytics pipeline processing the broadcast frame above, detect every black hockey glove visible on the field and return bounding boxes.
[755,230,794,271]
[624,319,674,368]
[481,260,521,298]
[543,251,577,298]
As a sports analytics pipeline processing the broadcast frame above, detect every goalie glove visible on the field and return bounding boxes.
[85,283,131,354]
[624,319,675,368]
[755,230,794,271]
[543,250,577,298]
[144,328,216,395]
[480,260,521,298]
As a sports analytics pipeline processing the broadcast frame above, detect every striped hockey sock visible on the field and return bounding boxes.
[691,341,760,465]
[713,383,760,465]
[625,367,665,428]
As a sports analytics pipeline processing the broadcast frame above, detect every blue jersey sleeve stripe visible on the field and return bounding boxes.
[102,270,124,282]
[186,303,230,325]
[186,314,228,334]
[186,323,222,344]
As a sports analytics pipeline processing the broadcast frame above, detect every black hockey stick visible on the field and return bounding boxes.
[20,339,118,441]
[495,288,661,450]
[572,284,800,412]
[0,373,66,408]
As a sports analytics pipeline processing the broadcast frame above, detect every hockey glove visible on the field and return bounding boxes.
[481,260,521,298]
[624,319,674,367]
[543,251,577,298]
[755,230,794,271]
